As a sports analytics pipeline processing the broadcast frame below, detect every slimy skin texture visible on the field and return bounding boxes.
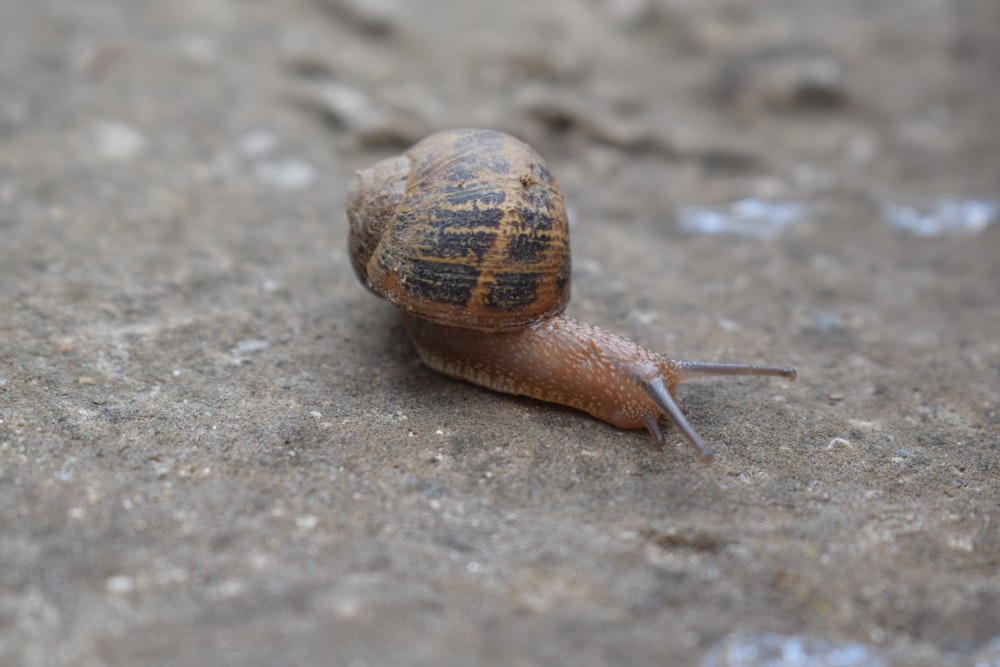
[402,312,677,431]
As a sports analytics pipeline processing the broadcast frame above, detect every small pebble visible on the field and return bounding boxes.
[106,575,135,595]
[811,311,845,332]
[717,318,741,333]
[701,631,888,667]
[677,198,812,238]
[253,158,316,190]
[92,121,146,161]
[209,579,246,599]
[879,196,998,237]
[173,33,218,65]
[235,339,270,354]
[295,515,318,531]
[848,419,878,432]
[239,129,278,157]
[827,437,852,450]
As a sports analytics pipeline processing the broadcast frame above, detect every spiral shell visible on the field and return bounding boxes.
[347,129,571,332]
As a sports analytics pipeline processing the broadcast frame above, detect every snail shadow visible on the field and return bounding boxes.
[351,306,586,431]
[354,308,417,369]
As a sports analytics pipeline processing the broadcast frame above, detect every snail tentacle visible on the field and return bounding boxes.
[674,360,797,383]
[642,375,714,464]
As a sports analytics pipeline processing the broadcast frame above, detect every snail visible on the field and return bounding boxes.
[347,128,796,463]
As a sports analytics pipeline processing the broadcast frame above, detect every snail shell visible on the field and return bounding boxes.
[348,128,570,332]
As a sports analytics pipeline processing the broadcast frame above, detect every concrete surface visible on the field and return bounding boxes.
[1,1,998,665]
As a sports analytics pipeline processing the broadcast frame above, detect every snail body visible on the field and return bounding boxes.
[348,129,796,463]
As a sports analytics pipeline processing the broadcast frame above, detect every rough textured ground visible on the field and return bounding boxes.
[1,1,998,666]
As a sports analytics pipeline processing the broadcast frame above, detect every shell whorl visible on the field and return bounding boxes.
[347,129,571,332]
[347,154,410,287]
